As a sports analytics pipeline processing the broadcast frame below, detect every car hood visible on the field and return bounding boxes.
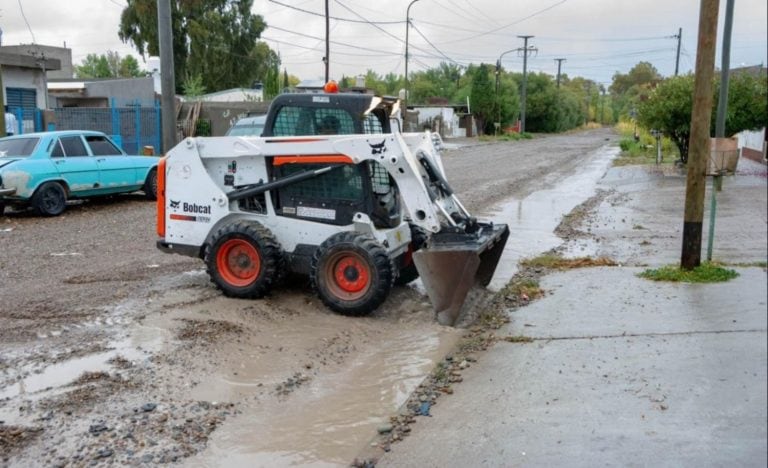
[0,158,23,169]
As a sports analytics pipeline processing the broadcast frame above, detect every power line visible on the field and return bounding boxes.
[409,23,461,66]
[441,0,569,44]
[268,24,399,56]
[268,0,405,24]
[17,0,36,43]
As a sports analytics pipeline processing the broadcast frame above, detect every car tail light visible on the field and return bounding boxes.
[156,157,167,237]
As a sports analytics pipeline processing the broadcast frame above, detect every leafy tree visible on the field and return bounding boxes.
[119,55,143,77]
[638,72,767,163]
[75,51,143,78]
[469,64,495,134]
[119,0,274,93]
[182,74,206,98]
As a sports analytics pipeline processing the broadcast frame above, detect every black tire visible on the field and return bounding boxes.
[143,168,158,200]
[394,225,429,286]
[0,201,5,216]
[311,232,393,316]
[204,220,283,299]
[31,182,67,216]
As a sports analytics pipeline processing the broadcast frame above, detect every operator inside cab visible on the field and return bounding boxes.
[317,115,340,135]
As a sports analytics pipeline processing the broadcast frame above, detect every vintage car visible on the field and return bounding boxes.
[0,131,160,216]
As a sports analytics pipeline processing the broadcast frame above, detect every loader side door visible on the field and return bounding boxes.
[271,162,368,226]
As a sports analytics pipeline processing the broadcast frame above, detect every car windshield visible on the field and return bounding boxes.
[0,138,40,157]
[227,123,265,137]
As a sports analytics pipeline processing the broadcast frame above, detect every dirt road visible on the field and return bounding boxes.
[0,128,617,466]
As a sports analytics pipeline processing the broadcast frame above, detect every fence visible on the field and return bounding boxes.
[7,100,161,155]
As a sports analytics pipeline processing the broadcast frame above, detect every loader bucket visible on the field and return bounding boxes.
[413,223,510,326]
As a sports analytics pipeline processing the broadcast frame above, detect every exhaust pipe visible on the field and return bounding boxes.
[413,223,510,326]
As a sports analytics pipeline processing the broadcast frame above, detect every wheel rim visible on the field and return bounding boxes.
[216,239,261,287]
[324,251,371,300]
[43,187,63,213]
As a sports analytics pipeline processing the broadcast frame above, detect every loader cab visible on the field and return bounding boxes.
[261,93,399,137]
[260,93,402,230]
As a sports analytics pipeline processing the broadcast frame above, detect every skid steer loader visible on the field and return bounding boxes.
[156,90,509,325]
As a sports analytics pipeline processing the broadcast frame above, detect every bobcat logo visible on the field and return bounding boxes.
[369,140,387,155]
[169,200,180,209]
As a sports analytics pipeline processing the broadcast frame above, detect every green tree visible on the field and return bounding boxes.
[182,74,206,98]
[469,64,495,134]
[76,51,144,78]
[119,0,274,93]
[75,53,112,78]
[638,72,767,163]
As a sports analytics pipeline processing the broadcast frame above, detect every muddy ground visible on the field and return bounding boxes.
[0,128,617,467]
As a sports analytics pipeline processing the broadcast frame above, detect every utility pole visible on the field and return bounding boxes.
[324,0,329,82]
[674,27,682,76]
[554,58,565,88]
[403,0,420,118]
[516,35,536,133]
[157,0,177,153]
[707,0,735,261]
[681,0,720,270]
[600,86,606,125]
[585,82,592,124]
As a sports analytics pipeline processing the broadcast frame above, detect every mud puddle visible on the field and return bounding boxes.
[484,145,618,289]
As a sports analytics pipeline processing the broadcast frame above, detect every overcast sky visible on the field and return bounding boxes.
[1,0,766,86]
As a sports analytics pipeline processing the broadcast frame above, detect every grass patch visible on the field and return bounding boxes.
[479,132,533,142]
[502,335,534,343]
[613,123,679,166]
[520,254,617,270]
[502,278,544,300]
[638,262,739,283]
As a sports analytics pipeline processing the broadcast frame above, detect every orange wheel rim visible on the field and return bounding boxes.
[216,239,261,287]
[324,252,371,299]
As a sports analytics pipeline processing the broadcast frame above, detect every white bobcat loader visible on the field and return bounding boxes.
[156,91,509,325]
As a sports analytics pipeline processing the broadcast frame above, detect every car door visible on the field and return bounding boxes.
[85,135,140,194]
[51,135,101,195]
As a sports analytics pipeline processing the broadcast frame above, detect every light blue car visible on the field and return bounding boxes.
[0,131,160,216]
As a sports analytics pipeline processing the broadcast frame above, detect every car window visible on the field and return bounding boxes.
[85,135,122,156]
[0,138,40,157]
[51,140,65,158]
[227,123,265,137]
[60,136,88,157]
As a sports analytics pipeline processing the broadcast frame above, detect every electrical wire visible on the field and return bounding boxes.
[17,0,37,44]
[409,23,461,66]
[267,0,405,25]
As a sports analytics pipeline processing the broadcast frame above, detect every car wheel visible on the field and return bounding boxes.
[143,168,158,200]
[311,232,393,316]
[32,182,67,216]
[205,220,283,298]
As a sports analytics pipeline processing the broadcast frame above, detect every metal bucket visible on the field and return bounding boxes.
[413,223,510,326]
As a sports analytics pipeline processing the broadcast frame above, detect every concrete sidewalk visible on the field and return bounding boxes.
[378,162,767,467]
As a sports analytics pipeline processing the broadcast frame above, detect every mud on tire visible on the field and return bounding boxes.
[205,220,283,298]
[311,232,394,316]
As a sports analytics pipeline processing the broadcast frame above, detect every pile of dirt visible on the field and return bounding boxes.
[0,425,43,460]
[176,319,245,342]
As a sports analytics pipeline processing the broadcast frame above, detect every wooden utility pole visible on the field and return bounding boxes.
[674,27,682,76]
[681,0,720,270]
[554,58,565,88]
[157,0,177,153]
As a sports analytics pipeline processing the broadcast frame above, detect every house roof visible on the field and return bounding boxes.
[0,51,61,70]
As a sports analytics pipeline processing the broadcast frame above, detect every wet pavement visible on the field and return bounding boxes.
[378,161,767,466]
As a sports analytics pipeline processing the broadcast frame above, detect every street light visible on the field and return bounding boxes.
[495,49,516,135]
[403,0,420,126]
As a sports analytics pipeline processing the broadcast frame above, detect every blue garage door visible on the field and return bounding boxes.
[6,87,40,133]
[6,87,37,109]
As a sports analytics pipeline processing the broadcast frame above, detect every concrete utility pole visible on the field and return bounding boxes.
[403,0,420,114]
[516,35,536,133]
[157,0,177,154]
[554,58,565,88]
[0,66,6,137]
[681,0,720,270]
[674,27,682,76]
[324,0,329,82]
[715,0,734,139]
